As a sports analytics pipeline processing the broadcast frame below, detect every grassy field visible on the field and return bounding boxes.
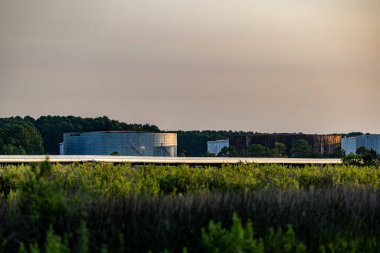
[1,163,380,253]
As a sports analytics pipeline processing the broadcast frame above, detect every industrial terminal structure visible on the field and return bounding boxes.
[59,131,177,157]
[207,139,229,156]
[229,134,341,156]
[342,134,380,155]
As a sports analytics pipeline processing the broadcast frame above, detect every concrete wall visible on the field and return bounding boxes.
[207,139,229,156]
[342,135,380,155]
[61,131,177,157]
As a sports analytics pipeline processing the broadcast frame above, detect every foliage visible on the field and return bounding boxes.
[342,146,379,166]
[292,140,313,158]
[341,132,364,138]
[218,146,239,157]
[342,153,362,166]
[358,147,379,166]
[0,163,380,252]
[264,226,306,253]
[243,142,287,158]
[1,163,380,198]
[201,213,265,253]
[110,151,121,156]
[17,161,68,249]
[246,144,271,157]
[0,174,16,199]
[203,152,216,157]
[332,147,345,158]
[0,117,44,155]
[271,142,287,157]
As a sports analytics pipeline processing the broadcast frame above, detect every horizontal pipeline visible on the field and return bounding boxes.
[0,155,342,165]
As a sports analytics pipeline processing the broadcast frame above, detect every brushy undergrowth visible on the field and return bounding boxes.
[0,163,380,253]
[1,163,380,198]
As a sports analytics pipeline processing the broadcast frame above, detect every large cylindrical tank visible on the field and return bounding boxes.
[342,134,380,155]
[229,134,341,156]
[61,131,177,157]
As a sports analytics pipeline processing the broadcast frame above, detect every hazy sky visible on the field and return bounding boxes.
[0,0,379,133]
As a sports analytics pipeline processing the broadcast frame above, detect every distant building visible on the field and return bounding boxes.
[342,134,380,155]
[207,139,229,156]
[60,131,177,157]
[229,134,341,156]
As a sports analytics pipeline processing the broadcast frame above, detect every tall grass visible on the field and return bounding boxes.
[1,163,380,198]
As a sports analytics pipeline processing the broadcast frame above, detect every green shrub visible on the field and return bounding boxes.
[202,213,264,253]
[265,226,306,253]
[201,214,306,253]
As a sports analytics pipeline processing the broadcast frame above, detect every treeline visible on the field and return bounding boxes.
[0,116,160,155]
[0,118,43,155]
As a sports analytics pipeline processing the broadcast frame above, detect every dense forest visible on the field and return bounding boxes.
[0,117,44,155]
[0,116,258,156]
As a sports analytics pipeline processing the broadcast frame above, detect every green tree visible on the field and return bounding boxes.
[0,118,44,155]
[272,142,287,157]
[218,146,239,157]
[201,213,264,253]
[359,148,379,166]
[203,152,216,157]
[247,144,271,157]
[291,139,312,158]
[356,146,370,157]
[333,147,345,158]
[363,150,379,166]
[342,153,362,166]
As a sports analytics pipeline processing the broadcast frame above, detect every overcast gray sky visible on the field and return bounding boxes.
[0,0,379,133]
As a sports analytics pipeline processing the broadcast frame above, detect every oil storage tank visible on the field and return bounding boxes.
[60,131,177,157]
[229,134,341,157]
[342,134,380,155]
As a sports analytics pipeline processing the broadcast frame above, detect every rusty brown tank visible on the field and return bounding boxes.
[229,134,342,156]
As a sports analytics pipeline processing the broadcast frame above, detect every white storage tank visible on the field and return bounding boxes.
[60,131,177,157]
[207,139,229,156]
[342,134,380,155]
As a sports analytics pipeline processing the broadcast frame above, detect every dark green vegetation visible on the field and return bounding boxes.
[343,146,380,166]
[0,118,44,155]
[1,163,380,253]
[243,142,288,158]
[206,143,288,158]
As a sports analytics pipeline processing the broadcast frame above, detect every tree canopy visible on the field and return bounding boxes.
[0,117,44,155]
[291,139,313,158]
